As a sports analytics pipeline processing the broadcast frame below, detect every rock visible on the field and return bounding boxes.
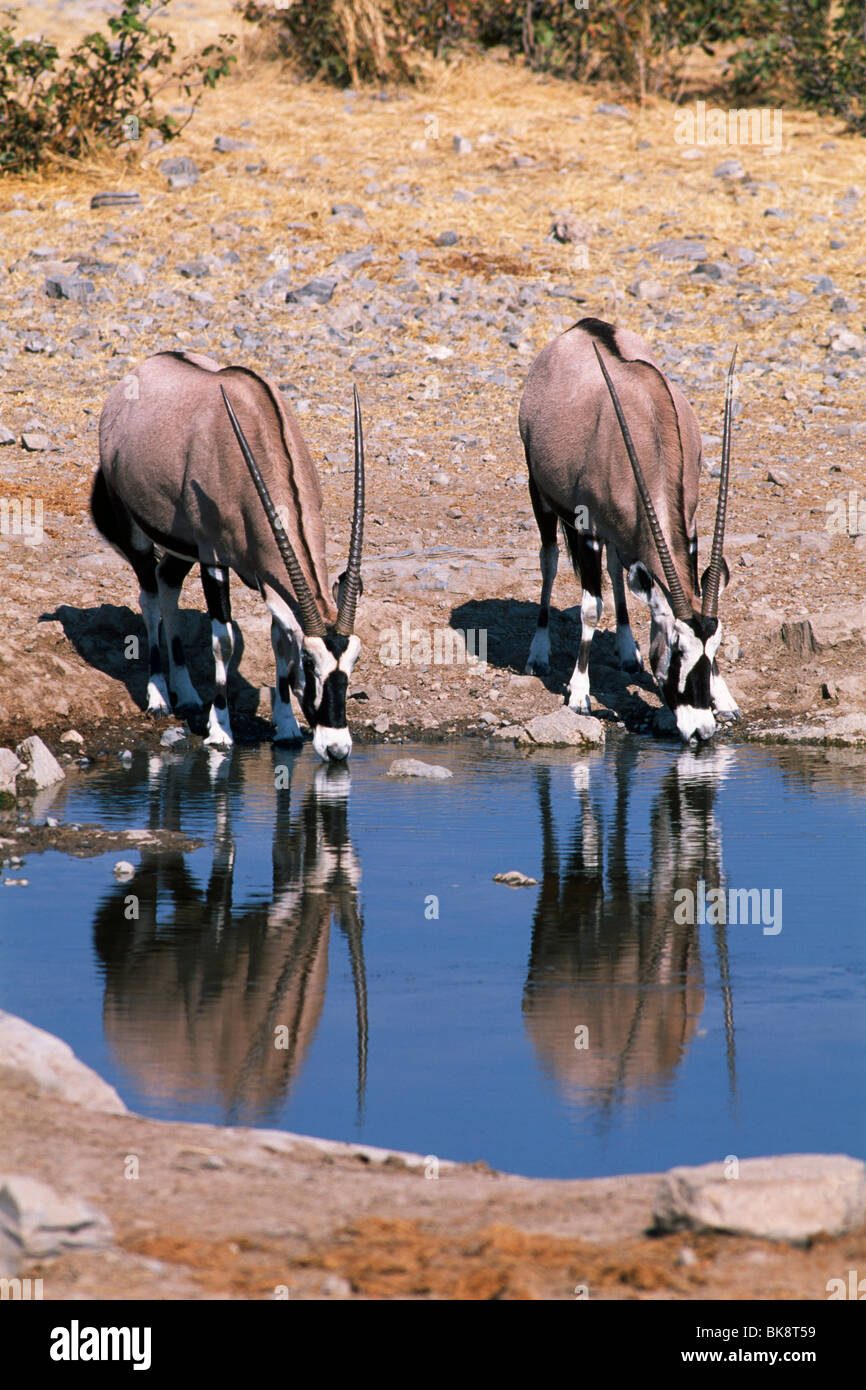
[435,230,458,247]
[779,619,817,656]
[117,261,147,286]
[373,716,390,733]
[160,727,187,747]
[20,432,51,451]
[594,103,630,118]
[713,158,745,180]
[321,1274,353,1298]
[0,749,23,804]
[14,736,65,791]
[767,467,791,486]
[213,135,252,152]
[649,239,707,261]
[177,259,210,279]
[44,274,94,302]
[60,729,84,745]
[286,276,337,306]
[494,724,532,744]
[524,708,605,747]
[823,712,866,742]
[0,422,14,445]
[331,202,365,220]
[829,328,865,354]
[628,277,664,301]
[493,870,538,887]
[159,156,199,189]
[113,861,136,880]
[90,191,141,209]
[387,759,453,780]
[0,1175,113,1259]
[550,211,592,244]
[453,135,472,155]
[653,1154,866,1241]
[0,1010,125,1113]
[332,244,374,275]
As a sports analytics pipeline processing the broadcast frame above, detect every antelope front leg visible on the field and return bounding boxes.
[271,619,304,745]
[607,548,642,673]
[563,528,602,713]
[525,477,558,676]
[201,566,235,747]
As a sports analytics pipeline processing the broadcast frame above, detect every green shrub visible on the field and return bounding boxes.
[0,0,235,174]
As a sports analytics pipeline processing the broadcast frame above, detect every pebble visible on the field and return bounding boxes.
[435,231,458,247]
[159,156,199,188]
[493,870,538,887]
[112,861,136,880]
[160,727,187,747]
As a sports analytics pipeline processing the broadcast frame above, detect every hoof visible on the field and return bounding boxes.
[274,727,304,747]
[525,660,550,678]
[566,693,592,715]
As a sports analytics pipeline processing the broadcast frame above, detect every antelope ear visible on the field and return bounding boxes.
[629,562,677,632]
[627,561,653,603]
[700,557,730,599]
[332,571,365,606]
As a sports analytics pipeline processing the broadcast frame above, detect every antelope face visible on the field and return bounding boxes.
[300,633,361,761]
[629,562,727,743]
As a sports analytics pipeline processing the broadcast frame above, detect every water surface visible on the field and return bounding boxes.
[1,738,863,1179]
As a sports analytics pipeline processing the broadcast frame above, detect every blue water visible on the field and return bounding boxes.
[1,738,863,1178]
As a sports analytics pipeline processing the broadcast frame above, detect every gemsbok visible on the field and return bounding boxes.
[92,350,365,760]
[520,318,738,741]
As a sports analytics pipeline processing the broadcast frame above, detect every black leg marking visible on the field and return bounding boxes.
[525,469,559,675]
[561,522,603,710]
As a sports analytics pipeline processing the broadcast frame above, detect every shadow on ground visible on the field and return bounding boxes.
[40,603,269,739]
[449,598,663,734]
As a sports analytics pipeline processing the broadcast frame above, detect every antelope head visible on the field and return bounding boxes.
[221,385,365,761]
[594,345,737,743]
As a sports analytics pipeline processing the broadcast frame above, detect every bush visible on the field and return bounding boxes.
[239,0,866,133]
[728,0,866,133]
[238,0,416,86]
[0,0,235,174]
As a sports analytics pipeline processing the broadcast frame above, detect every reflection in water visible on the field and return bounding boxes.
[523,743,737,1116]
[91,749,367,1125]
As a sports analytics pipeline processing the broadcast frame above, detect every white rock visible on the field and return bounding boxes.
[0,1175,113,1258]
[0,1010,126,1113]
[113,860,136,880]
[524,709,605,747]
[0,749,23,801]
[60,729,84,745]
[14,736,65,792]
[653,1155,866,1240]
[387,759,453,780]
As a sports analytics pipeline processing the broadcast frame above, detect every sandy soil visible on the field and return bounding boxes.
[1,4,865,1302]
[3,1066,864,1301]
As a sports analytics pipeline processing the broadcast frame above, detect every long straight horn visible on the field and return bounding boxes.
[593,344,692,622]
[335,384,365,637]
[221,386,326,638]
[702,346,737,619]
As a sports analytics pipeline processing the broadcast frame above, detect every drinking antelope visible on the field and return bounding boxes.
[92,350,365,760]
[520,318,738,742]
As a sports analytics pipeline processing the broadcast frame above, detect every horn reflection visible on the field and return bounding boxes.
[91,748,366,1124]
[522,742,737,1115]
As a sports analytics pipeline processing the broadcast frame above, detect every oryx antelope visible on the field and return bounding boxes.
[92,351,365,760]
[520,318,738,741]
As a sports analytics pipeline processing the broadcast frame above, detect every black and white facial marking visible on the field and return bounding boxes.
[628,562,725,742]
[300,632,361,761]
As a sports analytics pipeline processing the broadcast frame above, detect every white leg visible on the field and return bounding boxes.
[567,590,602,712]
[525,540,558,675]
[204,619,235,747]
[140,589,170,714]
[607,549,642,672]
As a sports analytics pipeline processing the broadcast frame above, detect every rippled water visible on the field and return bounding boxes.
[1,738,864,1178]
